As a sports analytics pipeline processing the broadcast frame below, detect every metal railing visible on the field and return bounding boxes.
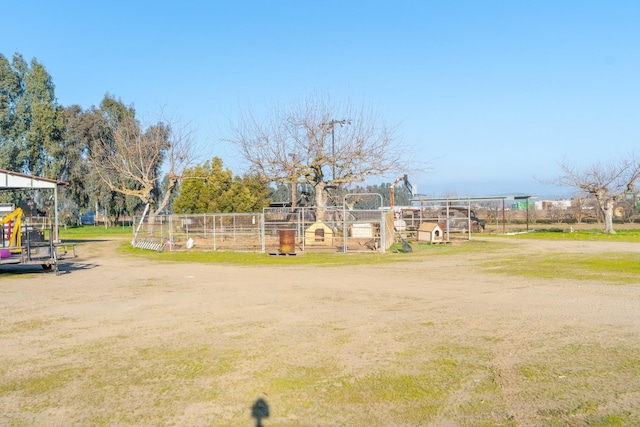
[133,207,391,253]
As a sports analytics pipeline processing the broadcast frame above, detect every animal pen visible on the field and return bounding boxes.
[132,206,394,254]
[131,195,537,254]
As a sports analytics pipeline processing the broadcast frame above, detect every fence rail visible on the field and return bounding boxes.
[132,208,392,253]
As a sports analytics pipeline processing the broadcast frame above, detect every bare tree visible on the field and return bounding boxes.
[548,203,565,224]
[91,112,196,215]
[567,192,599,224]
[568,198,584,224]
[553,156,640,234]
[226,95,407,219]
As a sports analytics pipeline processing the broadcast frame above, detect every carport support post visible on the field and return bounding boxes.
[54,186,59,242]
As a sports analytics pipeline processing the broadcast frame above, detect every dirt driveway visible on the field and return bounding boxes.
[1,237,639,426]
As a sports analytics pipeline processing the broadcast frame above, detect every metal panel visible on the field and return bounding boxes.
[0,169,65,189]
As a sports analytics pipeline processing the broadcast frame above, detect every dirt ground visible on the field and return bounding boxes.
[1,235,639,426]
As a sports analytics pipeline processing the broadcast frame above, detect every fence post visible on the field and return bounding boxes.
[298,210,304,252]
[261,212,265,253]
[342,205,347,253]
[169,215,173,251]
[213,214,217,251]
[380,209,386,253]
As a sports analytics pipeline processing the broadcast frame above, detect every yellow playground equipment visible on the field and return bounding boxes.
[0,207,76,274]
[1,207,24,252]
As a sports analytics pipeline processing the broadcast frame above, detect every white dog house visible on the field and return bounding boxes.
[417,222,444,244]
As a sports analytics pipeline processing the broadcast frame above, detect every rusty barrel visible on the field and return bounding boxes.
[278,229,296,254]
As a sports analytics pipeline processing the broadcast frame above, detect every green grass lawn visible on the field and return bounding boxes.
[117,239,498,266]
[59,226,640,281]
[490,227,640,242]
[59,224,133,240]
[484,251,640,284]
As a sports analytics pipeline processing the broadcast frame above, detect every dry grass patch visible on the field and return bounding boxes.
[517,342,640,426]
[484,251,640,284]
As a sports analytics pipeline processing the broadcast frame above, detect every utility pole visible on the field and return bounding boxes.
[288,153,299,208]
[321,119,351,181]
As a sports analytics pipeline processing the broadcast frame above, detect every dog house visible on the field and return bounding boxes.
[351,222,374,238]
[417,222,444,244]
[304,221,334,246]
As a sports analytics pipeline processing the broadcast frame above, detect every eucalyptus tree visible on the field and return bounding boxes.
[0,53,23,171]
[0,52,67,212]
[0,53,63,177]
[58,104,115,217]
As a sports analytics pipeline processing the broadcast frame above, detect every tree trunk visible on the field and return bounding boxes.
[144,197,156,237]
[291,182,297,209]
[154,174,178,215]
[314,181,328,221]
[603,197,616,234]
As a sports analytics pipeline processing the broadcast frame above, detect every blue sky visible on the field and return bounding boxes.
[3,1,639,197]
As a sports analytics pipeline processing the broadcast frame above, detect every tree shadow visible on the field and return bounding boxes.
[55,261,100,275]
[61,238,111,244]
[251,397,270,427]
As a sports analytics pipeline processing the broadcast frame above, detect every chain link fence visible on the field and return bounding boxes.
[132,208,393,253]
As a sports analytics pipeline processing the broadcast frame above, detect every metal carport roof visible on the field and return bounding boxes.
[0,168,67,189]
[0,169,68,241]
